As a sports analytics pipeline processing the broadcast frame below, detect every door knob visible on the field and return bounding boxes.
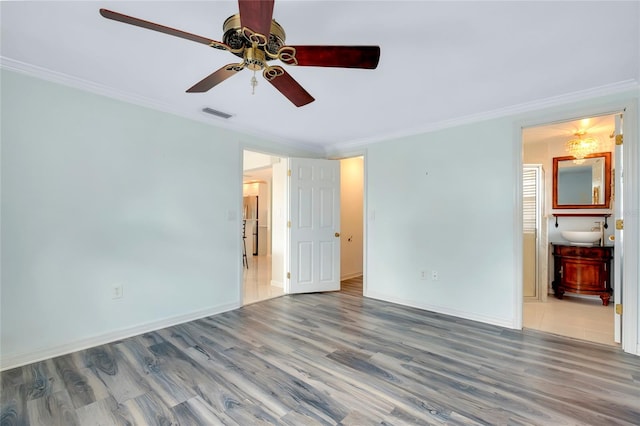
[335,232,340,237]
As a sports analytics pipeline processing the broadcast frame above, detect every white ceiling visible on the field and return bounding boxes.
[2,1,638,154]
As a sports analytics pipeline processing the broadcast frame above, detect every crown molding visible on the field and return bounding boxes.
[3,57,636,159]
[1,57,175,113]
[0,57,324,156]
[326,79,639,156]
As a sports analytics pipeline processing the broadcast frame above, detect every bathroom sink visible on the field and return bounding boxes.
[561,231,601,244]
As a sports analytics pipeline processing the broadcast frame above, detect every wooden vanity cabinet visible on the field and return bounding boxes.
[552,244,613,306]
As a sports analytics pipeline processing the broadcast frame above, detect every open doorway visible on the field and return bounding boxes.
[242,152,366,302]
[242,150,285,305]
[522,113,619,346]
[339,156,365,296]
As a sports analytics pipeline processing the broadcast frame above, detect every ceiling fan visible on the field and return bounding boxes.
[99,1,380,107]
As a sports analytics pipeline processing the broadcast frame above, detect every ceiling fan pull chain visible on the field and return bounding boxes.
[251,70,258,95]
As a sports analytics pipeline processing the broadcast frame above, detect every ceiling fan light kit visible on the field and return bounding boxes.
[99,0,380,107]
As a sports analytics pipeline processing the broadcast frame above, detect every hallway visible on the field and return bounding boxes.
[242,255,283,305]
[243,256,364,305]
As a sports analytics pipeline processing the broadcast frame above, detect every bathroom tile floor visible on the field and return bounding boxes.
[524,295,617,346]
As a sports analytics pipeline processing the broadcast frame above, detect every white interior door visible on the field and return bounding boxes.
[613,113,624,343]
[288,158,341,293]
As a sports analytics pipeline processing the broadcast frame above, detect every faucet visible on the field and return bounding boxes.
[592,221,604,246]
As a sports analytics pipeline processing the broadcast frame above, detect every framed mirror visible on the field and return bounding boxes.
[553,152,611,209]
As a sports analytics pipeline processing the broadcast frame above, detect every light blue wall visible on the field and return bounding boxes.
[2,69,639,367]
[0,70,306,368]
[366,119,519,326]
[363,89,640,352]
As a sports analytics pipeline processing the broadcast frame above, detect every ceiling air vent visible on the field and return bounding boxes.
[202,107,233,119]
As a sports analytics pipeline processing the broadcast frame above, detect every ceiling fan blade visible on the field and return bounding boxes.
[238,0,275,41]
[99,9,230,50]
[280,46,380,69]
[186,64,244,93]
[263,66,314,107]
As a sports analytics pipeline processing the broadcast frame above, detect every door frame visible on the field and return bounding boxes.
[242,148,369,298]
[613,113,623,343]
[514,99,638,355]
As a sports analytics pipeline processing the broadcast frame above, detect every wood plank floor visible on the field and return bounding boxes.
[340,276,363,297]
[2,278,640,425]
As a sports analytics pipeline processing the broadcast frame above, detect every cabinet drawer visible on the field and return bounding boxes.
[553,245,612,259]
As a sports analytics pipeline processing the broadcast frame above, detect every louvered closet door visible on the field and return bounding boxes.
[523,166,541,299]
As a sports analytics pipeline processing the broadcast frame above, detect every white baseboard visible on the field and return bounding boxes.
[364,290,515,329]
[0,302,239,371]
[340,272,363,280]
[270,280,283,288]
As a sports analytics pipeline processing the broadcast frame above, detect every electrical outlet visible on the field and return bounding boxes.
[431,270,439,281]
[112,284,123,299]
[420,270,428,280]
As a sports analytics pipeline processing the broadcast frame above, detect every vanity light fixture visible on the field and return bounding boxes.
[566,130,599,164]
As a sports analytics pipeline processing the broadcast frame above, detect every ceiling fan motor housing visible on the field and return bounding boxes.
[222,14,286,63]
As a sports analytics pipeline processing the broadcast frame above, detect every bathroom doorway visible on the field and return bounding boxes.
[521,113,619,346]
